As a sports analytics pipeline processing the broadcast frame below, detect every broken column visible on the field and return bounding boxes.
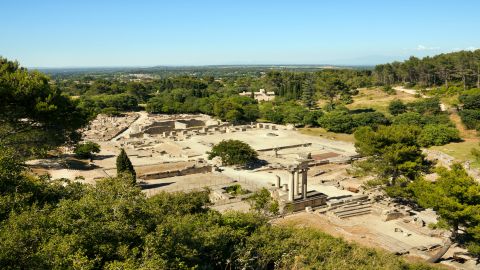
[275,175,281,188]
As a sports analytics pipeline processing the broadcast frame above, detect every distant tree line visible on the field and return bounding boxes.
[374,49,480,90]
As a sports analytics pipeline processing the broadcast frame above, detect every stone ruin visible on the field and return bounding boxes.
[82,113,139,141]
[272,159,328,213]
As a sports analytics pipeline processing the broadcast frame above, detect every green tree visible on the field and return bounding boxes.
[73,141,100,160]
[247,188,279,215]
[351,111,390,129]
[354,125,428,184]
[116,148,136,182]
[408,164,480,261]
[302,110,324,127]
[388,99,407,116]
[301,77,316,109]
[318,110,355,133]
[0,58,88,157]
[208,140,258,167]
[318,77,353,109]
[417,124,460,147]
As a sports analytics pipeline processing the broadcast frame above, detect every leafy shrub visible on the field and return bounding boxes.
[407,98,442,115]
[73,141,101,159]
[318,110,354,133]
[208,140,258,167]
[459,109,480,129]
[417,124,460,147]
[382,85,395,95]
[225,184,249,195]
[392,112,424,126]
[388,99,407,116]
[459,93,480,109]
[351,111,390,129]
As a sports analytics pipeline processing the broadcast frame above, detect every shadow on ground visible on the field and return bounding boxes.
[139,182,174,190]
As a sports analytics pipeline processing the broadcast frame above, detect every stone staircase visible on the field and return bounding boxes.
[325,195,373,219]
[331,201,372,218]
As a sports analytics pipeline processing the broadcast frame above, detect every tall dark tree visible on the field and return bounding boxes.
[116,148,136,182]
[319,77,353,109]
[301,77,316,109]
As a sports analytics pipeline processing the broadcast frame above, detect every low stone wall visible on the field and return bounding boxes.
[258,143,312,152]
[140,165,212,180]
[284,193,328,213]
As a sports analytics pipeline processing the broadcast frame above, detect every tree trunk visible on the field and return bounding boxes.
[428,228,457,263]
[477,66,479,89]
[427,238,452,263]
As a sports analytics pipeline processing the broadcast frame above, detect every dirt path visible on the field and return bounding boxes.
[393,86,446,111]
[448,111,479,142]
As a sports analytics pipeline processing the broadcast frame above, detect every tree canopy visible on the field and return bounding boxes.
[116,148,136,182]
[354,125,429,184]
[407,164,480,260]
[208,140,258,167]
[74,141,101,160]
[0,57,88,157]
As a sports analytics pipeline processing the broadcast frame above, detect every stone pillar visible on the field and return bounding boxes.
[296,170,301,195]
[288,170,295,202]
[275,175,281,188]
[302,169,308,199]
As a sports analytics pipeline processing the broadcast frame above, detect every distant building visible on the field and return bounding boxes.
[239,89,275,102]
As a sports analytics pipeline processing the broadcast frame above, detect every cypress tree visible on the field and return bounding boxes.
[116,148,136,181]
[301,77,316,109]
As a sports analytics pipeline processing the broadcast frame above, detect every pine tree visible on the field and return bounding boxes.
[116,148,136,182]
[301,78,315,109]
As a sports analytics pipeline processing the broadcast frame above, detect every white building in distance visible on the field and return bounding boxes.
[239,89,275,102]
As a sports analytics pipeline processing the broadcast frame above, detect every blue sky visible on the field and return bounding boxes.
[1,0,479,67]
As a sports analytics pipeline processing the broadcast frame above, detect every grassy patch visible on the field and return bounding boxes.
[346,87,420,115]
[430,141,480,169]
[225,184,249,195]
[440,95,459,108]
[299,127,355,143]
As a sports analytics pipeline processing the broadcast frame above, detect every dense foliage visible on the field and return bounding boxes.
[396,165,480,260]
[208,140,258,167]
[458,90,480,130]
[74,141,101,159]
[116,148,136,181]
[0,58,88,156]
[0,147,438,269]
[354,125,429,184]
[374,49,480,89]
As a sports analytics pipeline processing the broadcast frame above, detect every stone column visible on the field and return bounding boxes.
[296,170,301,195]
[288,170,295,202]
[275,175,281,188]
[302,169,308,199]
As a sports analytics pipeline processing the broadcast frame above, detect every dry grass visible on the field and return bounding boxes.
[299,127,355,143]
[346,87,420,114]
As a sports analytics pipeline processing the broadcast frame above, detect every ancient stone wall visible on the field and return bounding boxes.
[140,164,212,180]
